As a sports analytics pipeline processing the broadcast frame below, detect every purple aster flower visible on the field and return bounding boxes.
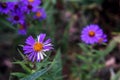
[20,0,41,13]
[10,1,22,12]
[23,33,53,62]
[18,24,27,35]
[0,2,13,14]
[7,10,25,24]
[81,24,106,44]
[33,8,47,20]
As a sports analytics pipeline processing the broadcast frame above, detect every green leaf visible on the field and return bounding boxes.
[104,40,116,55]
[13,61,31,74]
[77,55,87,62]
[11,72,26,78]
[0,17,16,30]
[39,50,62,80]
[20,49,62,80]
[17,48,26,61]
[50,49,62,78]
[21,67,49,80]
[79,43,89,53]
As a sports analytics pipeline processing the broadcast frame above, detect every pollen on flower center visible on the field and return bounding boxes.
[88,31,95,37]
[28,0,34,3]
[33,42,43,52]
[36,12,41,17]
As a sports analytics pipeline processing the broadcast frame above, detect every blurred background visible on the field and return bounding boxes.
[0,0,120,80]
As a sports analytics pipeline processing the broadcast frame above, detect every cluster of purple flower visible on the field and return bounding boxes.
[23,24,107,62]
[0,0,46,35]
[81,24,107,44]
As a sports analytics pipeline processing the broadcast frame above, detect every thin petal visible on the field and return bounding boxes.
[25,36,35,45]
[40,52,44,60]
[38,33,46,42]
[37,52,41,61]
[43,46,53,50]
[23,45,32,50]
[43,52,47,56]
[28,52,34,61]
[43,39,51,45]
[44,43,53,47]
[24,49,33,54]
[32,52,37,62]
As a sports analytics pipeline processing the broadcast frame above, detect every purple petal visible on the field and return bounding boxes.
[23,45,32,50]
[38,33,46,42]
[44,43,53,47]
[43,46,53,49]
[18,29,26,35]
[43,39,51,45]
[28,52,37,62]
[37,52,41,62]
[43,46,53,51]
[28,52,34,61]
[25,36,35,45]
[24,49,34,54]
[32,52,37,62]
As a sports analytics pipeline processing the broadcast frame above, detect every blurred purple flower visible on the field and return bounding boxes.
[0,2,13,14]
[33,8,47,20]
[7,10,25,24]
[18,24,27,35]
[10,1,22,12]
[23,33,53,62]
[81,24,107,44]
[20,0,41,13]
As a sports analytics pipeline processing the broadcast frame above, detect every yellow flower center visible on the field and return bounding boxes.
[88,31,95,37]
[28,0,34,3]
[33,42,43,52]
[36,12,41,17]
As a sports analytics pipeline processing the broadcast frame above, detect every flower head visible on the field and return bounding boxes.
[20,0,41,13]
[81,24,107,44]
[18,24,27,35]
[7,10,25,24]
[0,2,13,14]
[33,8,47,20]
[23,33,53,62]
[10,1,22,12]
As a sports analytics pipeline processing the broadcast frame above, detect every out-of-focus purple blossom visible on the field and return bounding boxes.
[18,24,27,35]
[10,1,22,12]
[23,33,53,62]
[20,0,41,13]
[81,24,107,44]
[0,2,13,14]
[33,8,47,20]
[7,10,25,24]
